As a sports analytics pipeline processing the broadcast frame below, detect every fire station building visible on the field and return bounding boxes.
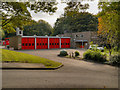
[9,36,70,50]
[9,28,70,50]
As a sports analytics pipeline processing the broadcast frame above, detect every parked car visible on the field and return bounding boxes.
[89,44,104,52]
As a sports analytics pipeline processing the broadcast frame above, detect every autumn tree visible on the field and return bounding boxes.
[97,2,120,56]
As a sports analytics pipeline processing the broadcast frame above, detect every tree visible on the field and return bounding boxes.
[64,2,89,13]
[23,20,53,36]
[0,27,5,38]
[53,12,98,35]
[1,2,57,33]
[97,2,120,56]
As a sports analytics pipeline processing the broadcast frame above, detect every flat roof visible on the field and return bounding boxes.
[75,40,88,42]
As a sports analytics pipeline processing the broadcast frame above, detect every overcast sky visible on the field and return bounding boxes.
[30,0,99,27]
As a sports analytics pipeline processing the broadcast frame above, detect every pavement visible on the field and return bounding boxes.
[2,62,63,70]
[2,49,119,88]
[2,62,45,69]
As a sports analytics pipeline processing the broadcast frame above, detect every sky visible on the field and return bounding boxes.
[30,0,99,27]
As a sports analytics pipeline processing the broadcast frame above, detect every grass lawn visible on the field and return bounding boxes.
[1,49,62,68]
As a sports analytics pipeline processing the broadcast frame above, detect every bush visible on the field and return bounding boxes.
[83,50,93,60]
[6,45,9,49]
[75,51,80,57]
[59,50,68,56]
[109,54,120,66]
[83,50,106,62]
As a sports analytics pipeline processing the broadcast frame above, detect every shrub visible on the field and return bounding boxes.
[83,50,93,60]
[109,54,120,66]
[75,51,80,57]
[6,45,9,49]
[83,50,106,62]
[59,50,68,56]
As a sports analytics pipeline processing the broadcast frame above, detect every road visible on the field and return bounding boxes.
[2,49,118,88]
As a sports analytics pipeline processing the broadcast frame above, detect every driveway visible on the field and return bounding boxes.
[2,49,118,88]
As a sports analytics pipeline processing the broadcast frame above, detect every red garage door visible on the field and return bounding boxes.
[49,38,54,49]
[61,38,65,48]
[28,38,35,49]
[36,38,42,49]
[65,38,70,48]
[22,38,35,49]
[36,38,48,49]
[42,38,48,49]
[54,38,59,48]
[61,38,70,48]
[49,38,59,49]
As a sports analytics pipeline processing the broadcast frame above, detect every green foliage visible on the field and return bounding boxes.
[64,2,89,13]
[28,2,57,14]
[1,49,62,68]
[75,51,80,57]
[109,54,120,66]
[53,12,98,35]
[83,50,106,62]
[1,2,57,33]
[59,50,68,56]
[0,27,5,38]
[97,2,120,56]
[83,50,92,60]
[90,41,93,45]
[23,20,53,36]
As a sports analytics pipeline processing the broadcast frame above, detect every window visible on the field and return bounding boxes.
[80,34,84,38]
[26,43,28,46]
[68,43,69,45]
[19,31,21,34]
[75,35,78,38]
[40,43,41,45]
[22,43,24,46]
[52,43,54,45]
[45,43,47,45]
[43,43,44,45]
[50,43,51,45]
[55,43,56,45]
[61,43,62,45]
[57,43,59,45]
[29,43,31,46]
[37,43,39,45]
[32,43,34,46]
[66,43,67,45]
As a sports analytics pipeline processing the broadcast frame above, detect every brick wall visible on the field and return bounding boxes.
[58,31,99,48]
[9,36,22,50]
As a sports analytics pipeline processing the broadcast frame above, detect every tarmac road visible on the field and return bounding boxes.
[2,49,118,88]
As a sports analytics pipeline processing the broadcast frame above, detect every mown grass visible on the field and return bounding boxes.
[1,49,62,68]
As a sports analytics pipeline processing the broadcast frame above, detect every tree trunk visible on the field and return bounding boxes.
[108,48,112,60]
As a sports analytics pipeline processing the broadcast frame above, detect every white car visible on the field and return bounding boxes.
[89,45,104,51]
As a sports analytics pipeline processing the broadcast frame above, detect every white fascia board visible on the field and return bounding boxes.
[22,36,70,38]
[60,37,71,38]
[22,36,48,38]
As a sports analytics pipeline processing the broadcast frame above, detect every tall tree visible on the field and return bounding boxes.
[64,2,89,13]
[1,2,57,33]
[53,12,98,35]
[24,20,53,36]
[97,2,120,55]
